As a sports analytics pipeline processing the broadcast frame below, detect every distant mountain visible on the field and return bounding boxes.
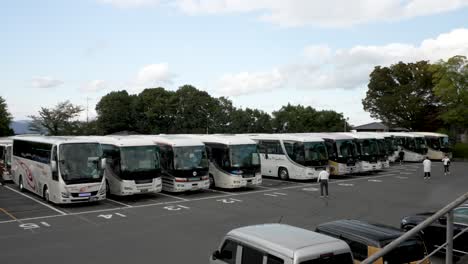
[10,120,34,135]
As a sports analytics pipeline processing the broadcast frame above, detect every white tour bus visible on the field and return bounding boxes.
[385,132,427,162]
[189,135,262,189]
[372,133,390,168]
[413,132,452,160]
[0,138,13,181]
[378,132,399,162]
[11,136,106,203]
[340,132,382,172]
[89,136,163,196]
[247,134,329,180]
[303,133,359,176]
[142,135,210,192]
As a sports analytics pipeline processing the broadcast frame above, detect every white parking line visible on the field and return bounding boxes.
[106,198,133,208]
[5,186,67,216]
[208,189,237,195]
[254,185,275,189]
[157,192,190,201]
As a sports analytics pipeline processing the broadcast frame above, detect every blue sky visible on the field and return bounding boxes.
[1,0,468,126]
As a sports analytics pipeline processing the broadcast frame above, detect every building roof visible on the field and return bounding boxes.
[354,122,388,130]
[228,224,349,259]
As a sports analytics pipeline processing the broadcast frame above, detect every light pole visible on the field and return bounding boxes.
[344,117,349,132]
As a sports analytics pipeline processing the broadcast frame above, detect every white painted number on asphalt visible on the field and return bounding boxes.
[302,187,319,192]
[163,205,190,211]
[98,213,127,219]
[217,198,242,204]
[19,222,51,230]
[338,183,354,187]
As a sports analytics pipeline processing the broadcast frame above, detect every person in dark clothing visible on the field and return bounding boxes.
[398,147,405,165]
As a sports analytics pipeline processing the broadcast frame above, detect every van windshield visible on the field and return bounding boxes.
[300,253,353,264]
[383,240,426,263]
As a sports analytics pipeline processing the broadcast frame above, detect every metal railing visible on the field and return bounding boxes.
[361,191,468,264]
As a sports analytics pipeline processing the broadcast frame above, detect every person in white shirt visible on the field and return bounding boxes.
[442,155,451,176]
[317,169,329,197]
[423,157,431,180]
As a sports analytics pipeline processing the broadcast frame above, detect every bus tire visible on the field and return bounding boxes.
[19,176,25,192]
[278,168,289,180]
[209,174,215,188]
[43,186,50,203]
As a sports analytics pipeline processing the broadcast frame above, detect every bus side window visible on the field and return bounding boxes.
[52,146,58,181]
[266,254,284,264]
[218,239,238,264]
[241,245,263,264]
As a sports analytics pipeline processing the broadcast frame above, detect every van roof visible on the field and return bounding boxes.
[228,224,350,259]
[316,220,404,247]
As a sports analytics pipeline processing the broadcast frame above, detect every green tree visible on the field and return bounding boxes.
[29,101,83,135]
[230,108,273,133]
[0,96,14,136]
[136,87,175,134]
[272,104,318,132]
[96,91,137,134]
[431,55,468,134]
[363,61,442,131]
[316,110,349,132]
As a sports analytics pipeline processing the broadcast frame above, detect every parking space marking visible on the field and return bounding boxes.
[0,170,412,225]
[106,198,133,208]
[0,208,17,221]
[5,186,68,216]
[302,187,319,192]
[396,176,408,179]
[207,189,237,195]
[338,183,354,186]
[368,179,382,182]
[158,192,190,201]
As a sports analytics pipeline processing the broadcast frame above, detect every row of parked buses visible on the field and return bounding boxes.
[0,131,451,204]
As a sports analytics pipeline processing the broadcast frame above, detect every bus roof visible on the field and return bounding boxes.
[339,132,385,140]
[412,132,448,138]
[301,132,355,141]
[187,134,256,145]
[228,224,350,259]
[244,134,324,143]
[12,136,100,145]
[141,135,205,147]
[316,220,406,248]
[384,132,425,138]
[83,136,157,147]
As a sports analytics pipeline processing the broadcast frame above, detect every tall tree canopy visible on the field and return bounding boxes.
[29,101,83,135]
[431,55,468,133]
[362,61,442,131]
[0,96,14,136]
[96,91,137,134]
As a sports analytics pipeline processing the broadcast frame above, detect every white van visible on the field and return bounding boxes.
[210,224,353,264]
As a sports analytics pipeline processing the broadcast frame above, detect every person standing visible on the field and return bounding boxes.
[317,169,330,198]
[0,161,4,186]
[423,156,431,180]
[442,155,451,176]
[398,147,405,165]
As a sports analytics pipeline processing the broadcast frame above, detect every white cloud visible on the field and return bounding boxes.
[216,28,468,96]
[31,76,64,88]
[98,0,160,8]
[81,80,108,92]
[136,63,174,86]
[175,0,468,27]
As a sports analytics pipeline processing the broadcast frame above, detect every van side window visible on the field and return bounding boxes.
[51,146,58,181]
[219,239,237,264]
[261,141,283,155]
[241,245,263,264]
[267,254,284,264]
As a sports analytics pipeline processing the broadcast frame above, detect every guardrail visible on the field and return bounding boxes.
[361,191,468,264]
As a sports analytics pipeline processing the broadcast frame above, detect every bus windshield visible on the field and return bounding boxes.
[59,143,103,184]
[376,139,387,156]
[173,146,208,170]
[230,144,260,168]
[360,139,379,156]
[120,146,160,172]
[284,141,328,166]
[336,140,357,158]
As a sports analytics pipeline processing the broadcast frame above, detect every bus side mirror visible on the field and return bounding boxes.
[51,160,57,172]
[101,158,107,169]
[212,250,220,260]
[265,153,269,159]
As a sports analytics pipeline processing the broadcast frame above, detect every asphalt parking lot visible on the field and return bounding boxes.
[0,162,466,263]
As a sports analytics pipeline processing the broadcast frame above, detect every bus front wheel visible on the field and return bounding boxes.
[19,176,25,192]
[43,186,50,203]
[209,174,215,188]
[279,168,289,180]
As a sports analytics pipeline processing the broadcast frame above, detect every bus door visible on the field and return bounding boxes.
[258,140,284,177]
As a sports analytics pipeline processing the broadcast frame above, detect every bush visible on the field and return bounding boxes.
[453,143,468,158]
